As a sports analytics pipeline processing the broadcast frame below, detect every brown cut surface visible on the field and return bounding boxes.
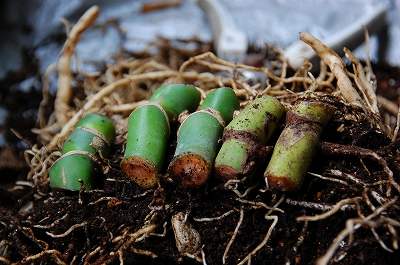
[214,164,240,182]
[169,154,211,188]
[121,156,158,189]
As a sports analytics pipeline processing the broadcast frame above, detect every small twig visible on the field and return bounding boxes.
[327,169,365,187]
[201,248,208,265]
[225,179,259,198]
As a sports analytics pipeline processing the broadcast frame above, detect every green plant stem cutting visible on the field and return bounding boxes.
[264,99,337,191]
[168,87,240,188]
[121,84,201,188]
[214,95,285,182]
[49,114,116,191]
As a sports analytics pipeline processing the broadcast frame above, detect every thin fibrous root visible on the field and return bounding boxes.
[223,207,244,264]
[194,209,237,222]
[237,215,278,265]
[46,222,88,238]
[20,249,66,265]
[316,196,398,265]
[297,197,362,222]
[286,198,356,212]
[321,142,400,196]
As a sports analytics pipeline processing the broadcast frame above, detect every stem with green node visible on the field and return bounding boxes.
[49,114,116,191]
[149,83,202,121]
[264,99,337,192]
[214,95,286,182]
[121,84,201,188]
[168,87,240,188]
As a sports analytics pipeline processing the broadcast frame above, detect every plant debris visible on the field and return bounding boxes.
[1,7,400,265]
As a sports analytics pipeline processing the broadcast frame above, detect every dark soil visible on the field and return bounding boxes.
[0,51,400,265]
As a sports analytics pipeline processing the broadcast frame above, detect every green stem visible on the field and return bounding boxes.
[168,87,239,188]
[214,95,285,181]
[264,99,336,191]
[121,104,170,188]
[121,84,201,188]
[149,84,201,120]
[74,113,116,145]
[49,114,116,191]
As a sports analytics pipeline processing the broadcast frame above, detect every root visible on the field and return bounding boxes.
[222,207,244,264]
[55,6,99,125]
[237,215,278,265]
[316,197,399,265]
[296,197,362,222]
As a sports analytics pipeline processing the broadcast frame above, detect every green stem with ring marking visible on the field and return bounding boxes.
[168,87,240,188]
[121,84,201,188]
[149,84,202,120]
[264,99,337,191]
[49,114,116,191]
[214,95,286,182]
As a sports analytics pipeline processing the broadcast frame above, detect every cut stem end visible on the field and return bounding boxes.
[121,156,158,189]
[169,154,211,189]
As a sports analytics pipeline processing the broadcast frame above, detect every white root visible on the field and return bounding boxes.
[223,207,244,264]
[297,197,362,222]
[55,5,100,124]
[299,31,362,104]
[344,48,379,114]
[317,196,399,265]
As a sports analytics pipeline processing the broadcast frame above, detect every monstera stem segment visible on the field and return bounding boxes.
[264,99,337,192]
[49,114,116,191]
[214,95,286,182]
[121,84,201,189]
[168,87,240,188]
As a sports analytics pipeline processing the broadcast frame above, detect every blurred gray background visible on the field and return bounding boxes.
[1,0,399,81]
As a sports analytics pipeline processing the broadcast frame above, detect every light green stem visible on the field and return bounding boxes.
[214,95,285,181]
[149,84,201,120]
[264,99,336,191]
